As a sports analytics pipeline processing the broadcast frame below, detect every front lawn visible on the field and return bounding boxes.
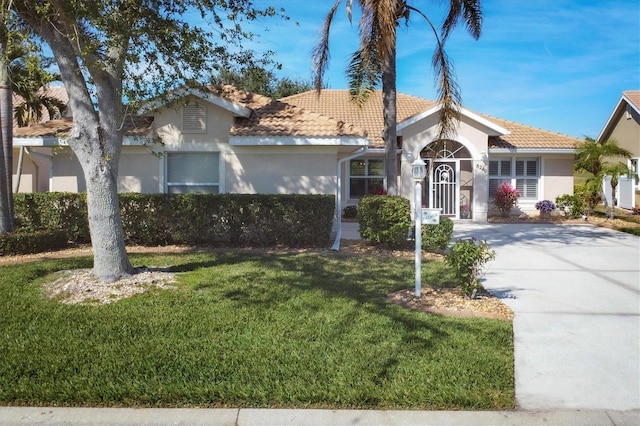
[0,251,514,409]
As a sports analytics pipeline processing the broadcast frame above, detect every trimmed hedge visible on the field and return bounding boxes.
[12,193,334,249]
[0,229,69,255]
[358,195,454,251]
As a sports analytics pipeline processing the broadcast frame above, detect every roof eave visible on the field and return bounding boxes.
[139,88,252,118]
[229,136,370,147]
[397,104,511,136]
[14,135,152,147]
[489,147,576,155]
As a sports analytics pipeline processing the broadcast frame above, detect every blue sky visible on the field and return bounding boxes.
[246,0,640,139]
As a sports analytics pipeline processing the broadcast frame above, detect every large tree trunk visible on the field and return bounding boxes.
[382,37,398,196]
[70,121,132,282]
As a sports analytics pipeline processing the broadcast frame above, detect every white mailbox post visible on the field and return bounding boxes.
[412,158,427,297]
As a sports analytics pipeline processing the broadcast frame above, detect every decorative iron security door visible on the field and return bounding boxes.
[432,163,456,215]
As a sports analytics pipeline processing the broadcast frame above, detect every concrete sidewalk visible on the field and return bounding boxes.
[1,406,639,425]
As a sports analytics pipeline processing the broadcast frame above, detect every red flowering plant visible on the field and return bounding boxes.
[494,183,520,217]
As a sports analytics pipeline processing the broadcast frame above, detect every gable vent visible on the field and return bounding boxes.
[183,102,206,133]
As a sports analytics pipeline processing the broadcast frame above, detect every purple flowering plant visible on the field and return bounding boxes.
[535,200,556,213]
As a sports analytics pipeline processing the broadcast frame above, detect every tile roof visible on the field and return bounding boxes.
[13,115,153,138]
[209,86,368,138]
[484,115,579,150]
[623,90,640,110]
[281,90,580,150]
[280,90,435,146]
[13,85,581,150]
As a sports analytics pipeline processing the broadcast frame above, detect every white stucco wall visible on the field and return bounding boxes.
[51,147,162,193]
[225,147,338,194]
[117,149,161,193]
[542,155,574,201]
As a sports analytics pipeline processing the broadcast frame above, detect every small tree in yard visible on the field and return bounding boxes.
[12,0,282,282]
[446,238,496,297]
[575,137,632,219]
[494,183,520,217]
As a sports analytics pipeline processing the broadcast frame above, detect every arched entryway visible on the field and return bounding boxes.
[418,140,474,219]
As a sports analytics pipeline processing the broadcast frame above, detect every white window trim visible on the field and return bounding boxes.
[164,151,221,194]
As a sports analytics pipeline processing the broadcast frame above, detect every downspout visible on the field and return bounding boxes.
[25,148,53,191]
[13,147,24,193]
[331,147,367,251]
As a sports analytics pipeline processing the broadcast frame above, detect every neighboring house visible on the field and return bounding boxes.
[12,86,69,193]
[597,90,640,209]
[13,85,580,222]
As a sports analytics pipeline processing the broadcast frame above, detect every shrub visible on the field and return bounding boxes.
[535,200,556,213]
[421,216,454,252]
[493,183,520,216]
[14,193,334,249]
[575,183,600,216]
[358,195,411,248]
[14,192,90,242]
[446,238,496,297]
[343,205,358,219]
[0,230,69,255]
[555,194,584,219]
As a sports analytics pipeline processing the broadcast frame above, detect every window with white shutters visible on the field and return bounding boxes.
[489,159,513,198]
[489,158,539,199]
[515,159,538,199]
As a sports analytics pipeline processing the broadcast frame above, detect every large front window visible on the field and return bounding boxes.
[350,158,384,197]
[167,152,219,194]
[489,158,539,200]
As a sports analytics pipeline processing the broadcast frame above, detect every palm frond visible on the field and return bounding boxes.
[312,0,342,93]
[441,0,483,41]
[410,5,462,139]
[346,47,381,106]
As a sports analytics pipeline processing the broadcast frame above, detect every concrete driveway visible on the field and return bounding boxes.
[453,223,640,411]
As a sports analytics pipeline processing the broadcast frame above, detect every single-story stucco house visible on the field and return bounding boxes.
[597,90,640,209]
[13,85,581,222]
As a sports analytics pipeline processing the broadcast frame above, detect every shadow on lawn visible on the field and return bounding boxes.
[156,250,499,354]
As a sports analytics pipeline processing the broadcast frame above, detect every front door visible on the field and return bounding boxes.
[431,162,457,216]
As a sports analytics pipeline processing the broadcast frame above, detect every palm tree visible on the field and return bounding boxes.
[11,55,66,127]
[0,2,14,232]
[575,137,633,218]
[313,0,482,195]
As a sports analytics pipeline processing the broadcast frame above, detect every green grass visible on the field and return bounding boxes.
[0,251,514,410]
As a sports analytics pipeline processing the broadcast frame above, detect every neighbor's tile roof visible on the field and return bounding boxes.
[13,115,153,138]
[623,90,640,110]
[280,90,435,146]
[209,85,368,138]
[13,86,70,127]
